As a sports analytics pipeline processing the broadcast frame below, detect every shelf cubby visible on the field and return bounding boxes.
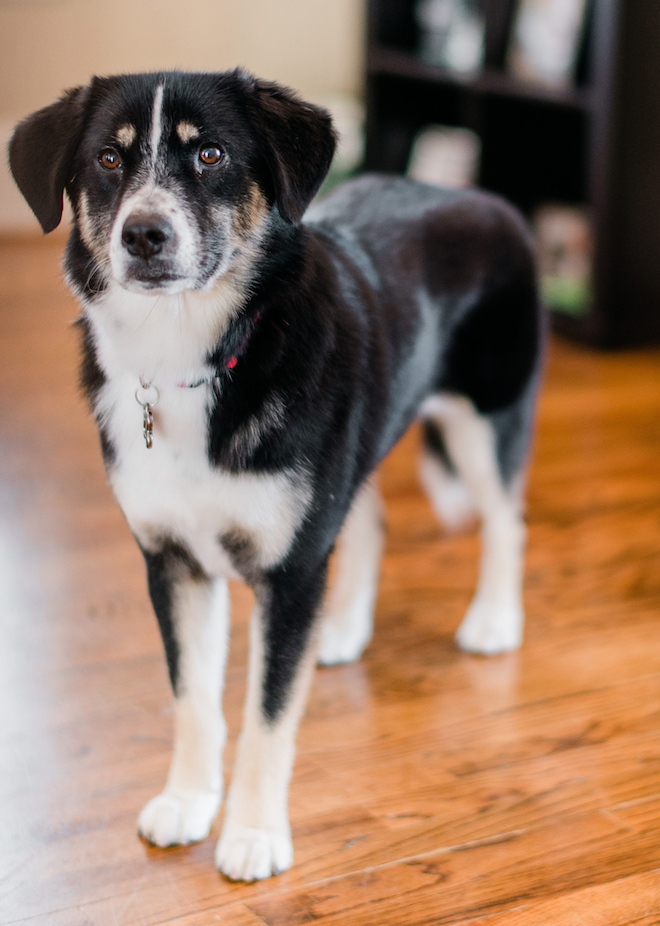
[364,0,660,346]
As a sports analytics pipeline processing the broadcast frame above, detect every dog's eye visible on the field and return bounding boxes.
[199,145,223,166]
[99,149,122,170]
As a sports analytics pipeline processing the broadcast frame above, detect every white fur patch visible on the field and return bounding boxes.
[150,84,165,169]
[97,376,309,575]
[138,578,229,846]
[418,447,477,531]
[88,282,244,382]
[216,605,318,880]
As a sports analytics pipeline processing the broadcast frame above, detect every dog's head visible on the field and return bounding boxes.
[9,70,336,295]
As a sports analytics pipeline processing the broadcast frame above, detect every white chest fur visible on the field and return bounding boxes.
[84,287,310,577]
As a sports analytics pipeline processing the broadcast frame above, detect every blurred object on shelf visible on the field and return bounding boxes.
[407,124,481,189]
[508,0,589,88]
[534,204,592,317]
[416,0,486,73]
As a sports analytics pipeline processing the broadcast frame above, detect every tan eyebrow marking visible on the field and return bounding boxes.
[177,121,200,143]
[115,124,137,148]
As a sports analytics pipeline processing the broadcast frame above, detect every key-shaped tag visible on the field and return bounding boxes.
[142,404,154,448]
[135,381,160,449]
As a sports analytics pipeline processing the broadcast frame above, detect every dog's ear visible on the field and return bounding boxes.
[9,86,89,234]
[238,73,337,224]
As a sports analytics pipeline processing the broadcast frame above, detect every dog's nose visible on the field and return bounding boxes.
[121,214,173,259]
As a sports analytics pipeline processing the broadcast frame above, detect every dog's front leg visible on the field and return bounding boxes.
[138,545,229,847]
[216,562,327,881]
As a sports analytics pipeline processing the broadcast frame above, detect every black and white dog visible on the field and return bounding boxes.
[10,70,542,881]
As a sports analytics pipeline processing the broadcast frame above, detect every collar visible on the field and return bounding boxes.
[144,308,262,390]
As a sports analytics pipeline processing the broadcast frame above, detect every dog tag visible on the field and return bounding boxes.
[135,381,160,449]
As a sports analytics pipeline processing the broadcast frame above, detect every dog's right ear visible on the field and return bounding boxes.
[9,86,89,234]
[235,72,337,225]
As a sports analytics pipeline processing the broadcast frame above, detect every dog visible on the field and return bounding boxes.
[9,69,543,881]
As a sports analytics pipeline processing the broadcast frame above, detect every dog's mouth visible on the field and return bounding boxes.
[117,250,200,294]
[120,268,194,294]
[127,266,179,286]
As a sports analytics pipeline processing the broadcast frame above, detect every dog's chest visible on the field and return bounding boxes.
[86,297,308,577]
[104,380,306,575]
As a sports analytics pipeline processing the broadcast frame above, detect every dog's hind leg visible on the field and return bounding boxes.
[216,561,327,880]
[317,476,384,666]
[137,544,229,847]
[419,419,478,531]
[420,393,527,655]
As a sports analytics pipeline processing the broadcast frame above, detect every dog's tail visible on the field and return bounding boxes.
[418,416,478,532]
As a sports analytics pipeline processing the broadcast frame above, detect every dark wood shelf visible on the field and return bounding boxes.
[369,45,592,112]
[365,0,660,347]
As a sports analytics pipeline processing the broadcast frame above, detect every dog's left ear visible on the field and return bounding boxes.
[238,73,337,224]
[9,86,89,234]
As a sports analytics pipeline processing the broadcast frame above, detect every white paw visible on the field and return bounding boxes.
[456,600,523,655]
[138,788,221,847]
[317,609,372,666]
[215,825,293,881]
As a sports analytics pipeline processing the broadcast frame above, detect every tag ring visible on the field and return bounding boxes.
[135,381,160,449]
[135,381,160,408]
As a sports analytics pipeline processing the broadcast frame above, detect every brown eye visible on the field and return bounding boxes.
[99,149,121,170]
[199,145,223,165]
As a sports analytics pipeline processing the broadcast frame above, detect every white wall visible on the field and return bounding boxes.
[1,0,365,230]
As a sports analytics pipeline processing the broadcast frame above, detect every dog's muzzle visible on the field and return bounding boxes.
[118,211,182,288]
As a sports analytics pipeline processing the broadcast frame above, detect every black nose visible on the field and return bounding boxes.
[121,213,174,259]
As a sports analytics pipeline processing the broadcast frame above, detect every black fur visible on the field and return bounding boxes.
[239,74,336,223]
[75,315,116,467]
[261,561,329,719]
[422,420,456,474]
[8,86,90,233]
[141,540,207,693]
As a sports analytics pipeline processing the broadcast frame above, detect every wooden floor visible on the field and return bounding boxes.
[1,235,660,926]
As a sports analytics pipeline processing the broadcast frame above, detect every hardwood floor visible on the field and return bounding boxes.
[1,234,660,925]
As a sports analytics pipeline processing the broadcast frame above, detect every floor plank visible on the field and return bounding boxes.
[1,235,660,924]
[453,869,660,926]
[246,804,660,925]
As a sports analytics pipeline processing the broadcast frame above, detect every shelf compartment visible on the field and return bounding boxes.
[369,45,592,112]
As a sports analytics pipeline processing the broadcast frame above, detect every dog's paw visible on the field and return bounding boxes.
[215,825,293,881]
[456,600,523,655]
[138,788,221,847]
[317,613,371,666]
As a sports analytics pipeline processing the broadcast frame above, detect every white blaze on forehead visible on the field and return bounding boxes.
[149,83,165,167]
[116,124,137,148]
[177,121,200,144]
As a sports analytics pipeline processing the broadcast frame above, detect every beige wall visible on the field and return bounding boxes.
[0,0,365,229]
[0,0,364,118]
